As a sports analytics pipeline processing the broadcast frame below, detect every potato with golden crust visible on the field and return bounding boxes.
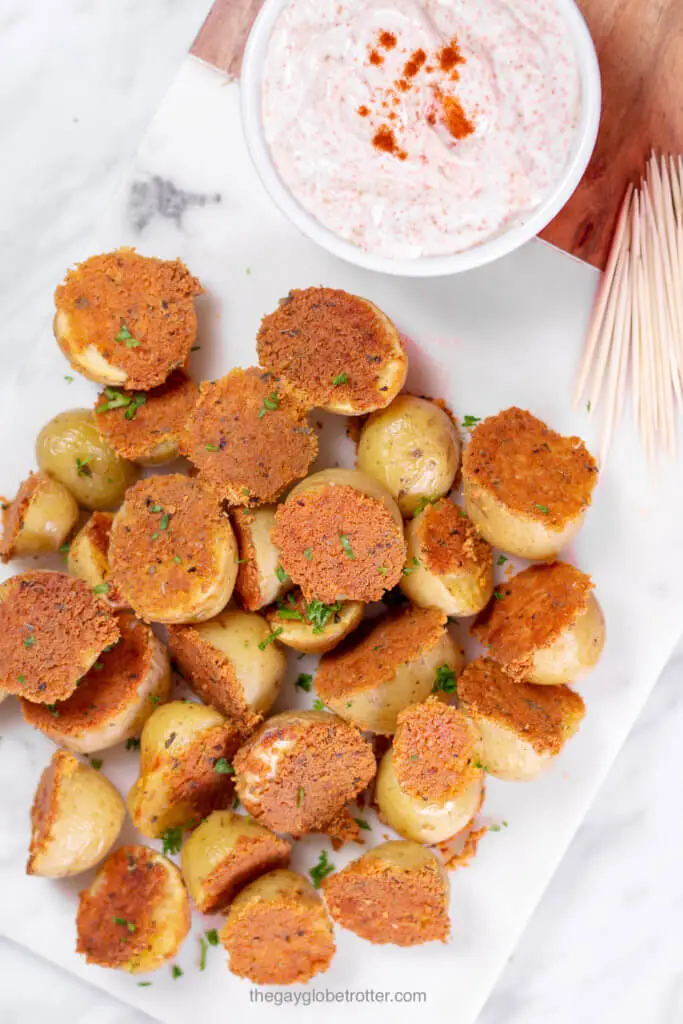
[462,407,598,561]
[0,571,119,704]
[272,468,406,603]
[257,287,406,415]
[67,512,127,609]
[357,395,461,515]
[322,840,450,945]
[181,810,291,913]
[220,869,335,984]
[376,698,484,843]
[76,845,190,972]
[127,700,242,838]
[27,750,125,878]
[264,588,364,655]
[36,409,140,511]
[234,710,375,834]
[94,369,198,465]
[231,505,293,611]
[314,605,463,734]
[457,658,586,781]
[182,367,318,506]
[0,472,78,563]
[167,609,286,727]
[54,249,202,389]
[109,474,238,624]
[400,499,493,616]
[474,562,605,684]
[22,612,171,752]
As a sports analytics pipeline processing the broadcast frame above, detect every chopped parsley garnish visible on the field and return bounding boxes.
[432,664,457,694]
[378,566,388,575]
[148,695,162,706]
[493,589,504,600]
[206,929,219,946]
[414,496,438,515]
[534,503,549,515]
[126,737,141,750]
[150,504,162,512]
[59,542,70,557]
[462,415,481,428]
[232,796,240,810]
[303,548,313,561]
[213,758,234,775]
[160,513,170,531]
[331,372,348,386]
[312,698,325,711]
[277,605,305,622]
[258,392,279,418]
[309,850,335,888]
[306,599,342,634]
[258,627,283,650]
[205,444,219,452]
[295,673,313,692]
[17,674,25,685]
[191,345,201,352]
[353,817,371,831]
[489,822,508,832]
[173,555,182,564]
[275,564,288,583]
[124,394,146,419]
[23,635,36,649]
[115,324,138,346]
[113,916,136,934]
[137,982,152,987]
[47,704,60,717]
[297,786,305,807]
[474,759,489,771]
[402,557,420,576]
[92,583,110,596]
[64,375,74,383]
[171,965,183,979]
[90,757,103,770]
[161,827,183,855]
[340,534,355,560]
[586,400,591,413]
[76,456,92,477]
[497,555,508,566]
[199,937,209,971]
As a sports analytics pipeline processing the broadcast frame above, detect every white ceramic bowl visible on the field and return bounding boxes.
[241,0,601,278]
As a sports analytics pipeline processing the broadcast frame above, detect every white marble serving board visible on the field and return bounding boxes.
[1,54,682,1024]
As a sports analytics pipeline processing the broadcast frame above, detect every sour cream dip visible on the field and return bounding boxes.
[261,0,581,258]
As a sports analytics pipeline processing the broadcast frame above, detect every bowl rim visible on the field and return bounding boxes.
[240,0,601,278]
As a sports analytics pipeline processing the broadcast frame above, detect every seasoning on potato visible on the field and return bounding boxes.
[264,588,364,654]
[0,471,79,563]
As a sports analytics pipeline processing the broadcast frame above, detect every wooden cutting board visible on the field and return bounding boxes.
[191,0,683,270]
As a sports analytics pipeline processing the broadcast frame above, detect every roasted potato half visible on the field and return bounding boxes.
[457,658,586,781]
[168,609,286,727]
[231,505,293,611]
[181,810,291,913]
[315,605,463,734]
[357,395,460,516]
[0,472,78,562]
[22,612,171,752]
[265,589,364,654]
[27,749,125,877]
[400,499,493,616]
[474,562,605,684]
[127,701,242,838]
[322,839,450,945]
[462,407,598,561]
[67,512,127,609]
[36,409,140,511]
[220,869,335,984]
[76,845,191,972]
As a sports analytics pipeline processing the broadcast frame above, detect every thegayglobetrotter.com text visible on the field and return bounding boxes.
[250,989,427,1007]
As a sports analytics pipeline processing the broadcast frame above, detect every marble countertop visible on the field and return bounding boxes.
[1,2,682,1023]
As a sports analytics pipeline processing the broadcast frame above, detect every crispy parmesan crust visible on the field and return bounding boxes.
[322,851,450,945]
[462,407,598,528]
[165,722,243,817]
[0,472,40,562]
[315,606,447,700]
[199,833,291,914]
[231,508,266,611]
[0,571,119,703]
[417,499,491,579]
[457,658,586,756]
[181,368,318,505]
[55,249,202,390]
[95,369,198,460]
[474,562,593,672]
[256,287,406,412]
[21,612,155,737]
[392,698,481,801]
[272,485,405,602]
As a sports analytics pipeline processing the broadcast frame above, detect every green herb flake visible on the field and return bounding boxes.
[277,606,305,622]
[402,557,420,576]
[124,394,147,420]
[23,635,36,649]
[497,555,508,566]
[378,566,388,576]
[47,704,60,718]
[340,534,355,560]
[161,827,183,856]
[297,786,305,807]
[493,589,504,600]
[414,496,438,515]
[232,796,240,810]
[295,673,313,692]
[258,392,279,418]
[331,372,348,386]
[586,400,591,413]
[303,547,313,561]
[59,542,70,557]
[160,513,170,531]
[432,663,457,694]
[309,850,335,888]
[17,674,25,685]
[353,817,371,831]
[113,916,136,934]
[206,929,219,946]
[75,456,92,478]
[205,444,219,452]
[137,982,152,987]
[64,375,74,383]
[306,599,342,634]
[115,324,136,344]
[489,824,503,832]
[474,759,489,771]
[258,627,283,650]
[214,758,234,775]
[173,555,182,565]
[126,737,141,751]
[90,757,103,770]
[92,583,110,596]
[199,937,209,972]
[171,965,183,980]
[148,695,162,706]
[534,504,549,515]
[312,698,325,711]
[462,415,481,428]
[275,564,288,583]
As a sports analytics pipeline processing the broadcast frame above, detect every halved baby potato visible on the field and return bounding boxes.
[256,286,407,415]
[457,658,586,781]
[67,512,127,609]
[474,561,605,683]
[181,809,291,913]
[272,468,406,603]
[27,749,125,877]
[462,407,599,561]
[322,840,450,945]
[0,471,78,563]
[128,700,242,838]
[232,505,293,611]
[76,844,191,972]
[264,588,364,654]
[110,474,238,624]
[357,395,461,516]
[400,498,493,616]
[220,869,335,984]
[375,698,484,844]
[234,710,376,835]
[167,608,286,729]
[22,612,171,752]
[314,605,463,734]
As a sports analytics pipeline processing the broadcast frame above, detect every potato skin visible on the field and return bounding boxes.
[36,409,139,510]
[27,750,125,878]
[358,396,461,516]
[528,592,605,684]
[1,472,79,561]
